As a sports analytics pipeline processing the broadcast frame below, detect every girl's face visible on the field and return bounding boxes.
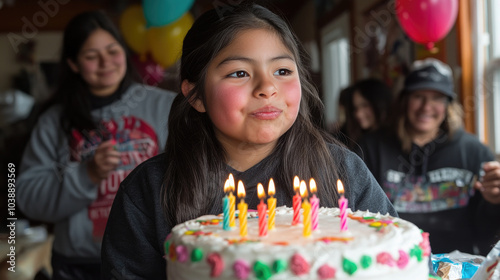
[407,90,448,138]
[352,91,375,130]
[202,28,301,152]
[68,29,126,97]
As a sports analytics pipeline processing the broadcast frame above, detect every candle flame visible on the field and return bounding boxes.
[309,178,317,193]
[257,183,266,199]
[237,180,246,198]
[300,180,308,198]
[337,179,344,194]
[268,178,275,196]
[293,176,300,192]
[224,179,230,193]
[228,173,235,192]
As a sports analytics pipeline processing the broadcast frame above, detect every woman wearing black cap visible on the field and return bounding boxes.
[357,58,500,256]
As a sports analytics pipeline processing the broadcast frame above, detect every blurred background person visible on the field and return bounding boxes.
[358,58,500,256]
[332,78,393,151]
[16,10,177,280]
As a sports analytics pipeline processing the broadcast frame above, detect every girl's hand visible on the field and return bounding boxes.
[87,139,120,184]
[474,161,500,204]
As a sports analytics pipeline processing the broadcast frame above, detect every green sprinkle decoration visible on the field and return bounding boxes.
[342,258,358,275]
[273,259,288,273]
[191,248,203,262]
[164,241,170,256]
[360,255,372,269]
[254,261,273,280]
[410,245,423,262]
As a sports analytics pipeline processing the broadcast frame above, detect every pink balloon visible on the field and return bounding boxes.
[131,54,165,86]
[396,0,458,50]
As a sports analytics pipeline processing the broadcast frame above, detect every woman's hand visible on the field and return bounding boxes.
[87,139,120,184]
[474,161,500,204]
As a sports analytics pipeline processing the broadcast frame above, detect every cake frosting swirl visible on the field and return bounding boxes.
[165,206,430,279]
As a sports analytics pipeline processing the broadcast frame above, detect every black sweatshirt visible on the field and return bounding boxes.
[358,128,500,255]
[101,144,396,279]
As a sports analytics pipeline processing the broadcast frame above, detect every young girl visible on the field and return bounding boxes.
[101,4,396,279]
[16,11,176,279]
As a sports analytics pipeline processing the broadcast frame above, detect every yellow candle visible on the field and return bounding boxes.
[302,200,312,237]
[228,174,236,227]
[267,178,276,230]
[237,180,247,237]
[300,180,312,237]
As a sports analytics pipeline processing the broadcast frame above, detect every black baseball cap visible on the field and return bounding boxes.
[403,58,456,100]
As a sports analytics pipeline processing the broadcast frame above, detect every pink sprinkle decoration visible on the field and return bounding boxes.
[420,232,431,256]
[397,250,409,269]
[233,260,250,280]
[317,264,336,279]
[207,253,224,277]
[376,252,396,267]
[290,254,310,275]
[175,245,188,262]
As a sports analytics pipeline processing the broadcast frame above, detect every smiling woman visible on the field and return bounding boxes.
[357,58,500,256]
[15,10,177,280]
[66,29,127,97]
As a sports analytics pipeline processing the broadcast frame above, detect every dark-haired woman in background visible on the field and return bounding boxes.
[16,11,176,279]
[333,78,393,151]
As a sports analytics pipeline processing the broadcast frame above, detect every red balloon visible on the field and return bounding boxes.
[396,0,458,50]
[131,54,165,86]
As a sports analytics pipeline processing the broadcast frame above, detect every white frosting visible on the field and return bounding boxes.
[166,206,429,280]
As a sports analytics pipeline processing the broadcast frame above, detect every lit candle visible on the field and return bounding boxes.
[292,176,301,225]
[337,179,348,232]
[267,178,276,230]
[301,180,312,237]
[222,179,230,231]
[257,183,268,237]
[237,180,248,237]
[309,178,319,231]
[228,174,236,228]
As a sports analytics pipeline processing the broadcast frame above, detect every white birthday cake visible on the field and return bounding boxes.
[165,206,430,280]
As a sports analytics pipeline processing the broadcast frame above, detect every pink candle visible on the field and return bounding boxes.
[337,179,348,232]
[257,183,268,237]
[292,176,301,225]
[309,178,319,231]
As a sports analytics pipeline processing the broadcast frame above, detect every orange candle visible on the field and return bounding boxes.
[257,183,268,237]
[237,180,248,237]
[228,174,236,227]
[292,176,301,225]
[301,180,312,237]
[267,178,276,230]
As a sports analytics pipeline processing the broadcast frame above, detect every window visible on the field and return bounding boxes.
[320,12,351,129]
[476,0,500,155]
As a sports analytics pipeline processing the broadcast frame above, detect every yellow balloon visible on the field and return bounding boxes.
[120,5,149,57]
[147,12,194,68]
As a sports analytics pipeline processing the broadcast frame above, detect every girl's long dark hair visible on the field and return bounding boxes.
[163,3,343,226]
[44,10,137,134]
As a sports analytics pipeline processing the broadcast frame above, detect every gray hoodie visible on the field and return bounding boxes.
[17,83,177,260]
